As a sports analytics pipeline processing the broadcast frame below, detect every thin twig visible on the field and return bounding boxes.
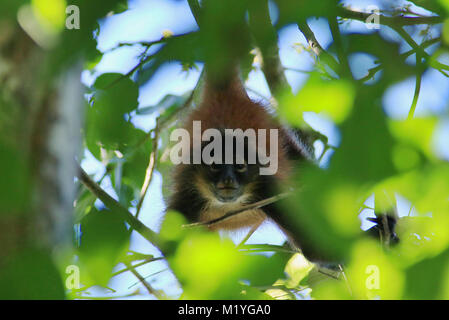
[108,32,190,53]
[248,0,289,95]
[297,21,341,76]
[328,16,352,79]
[128,269,168,290]
[73,289,141,300]
[112,257,164,277]
[135,119,160,219]
[183,192,291,228]
[284,66,313,74]
[338,264,353,296]
[358,37,440,82]
[408,52,423,119]
[124,262,165,299]
[392,26,449,77]
[238,243,298,254]
[237,220,263,247]
[337,7,444,27]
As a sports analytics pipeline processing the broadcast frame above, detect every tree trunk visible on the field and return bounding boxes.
[0,21,82,298]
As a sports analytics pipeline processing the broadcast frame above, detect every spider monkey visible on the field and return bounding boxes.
[167,65,397,264]
[167,66,322,257]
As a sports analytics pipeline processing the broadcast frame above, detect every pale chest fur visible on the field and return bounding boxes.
[199,202,266,231]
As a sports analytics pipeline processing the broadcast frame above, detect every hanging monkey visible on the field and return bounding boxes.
[166,66,397,263]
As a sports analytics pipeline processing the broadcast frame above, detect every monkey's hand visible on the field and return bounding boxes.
[366,215,400,246]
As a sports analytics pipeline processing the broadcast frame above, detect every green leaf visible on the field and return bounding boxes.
[137,94,186,117]
[280,74,355,126]
[378,164,449,213]
[111,129,153,206]
[111,0,128,14]
[284,253,314,288]
[93,73,139,114]
[389,117,438,161]
[331,86,397,184]
[159,210,188,243]
[239,252,291,287]
[74,188,96,223]
[84,73,141,154]
[347,240,404,299]
[404,247,449,299]
[85,103,140,154]
[280,166,360,262]
[170,231,244,299]
[78,208,130,286]
[136,32,202,86]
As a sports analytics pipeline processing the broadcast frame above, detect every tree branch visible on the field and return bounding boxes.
[135,119,160,219]
[76,163,165,250]
[337,7,444,27]
[187,0,202,26]
[408,52,423,119]
[124,261,165,299]
[297,21,341,76]
[358,37,440,82]
[391,25,449,76]
[328,16,352,79]
[248,0,289,95]
[183,192,291,228]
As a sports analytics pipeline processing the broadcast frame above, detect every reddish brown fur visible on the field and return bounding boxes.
[168,72,297,232]
[182,79,292,181]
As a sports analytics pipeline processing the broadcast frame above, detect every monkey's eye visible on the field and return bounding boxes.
[235,163,247,173]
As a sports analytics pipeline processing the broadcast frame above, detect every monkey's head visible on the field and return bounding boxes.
[191,133,265,205]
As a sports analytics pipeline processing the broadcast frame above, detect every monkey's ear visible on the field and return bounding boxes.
[202,63,249,101]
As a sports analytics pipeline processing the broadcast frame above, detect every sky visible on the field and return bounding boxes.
[80,0,449,299]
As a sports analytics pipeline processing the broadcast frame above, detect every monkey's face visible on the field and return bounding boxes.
[190,131,266,204]
[200,162,260,203]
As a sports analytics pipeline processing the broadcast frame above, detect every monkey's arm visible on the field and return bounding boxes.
[261,194,341,263]
[261,188,399,264]
[168,189,206,224]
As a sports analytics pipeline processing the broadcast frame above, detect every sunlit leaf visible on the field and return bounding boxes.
[378,164,449,213]
[159,210,188,242]
[284,253,314,288]
[170,231,243,299]
[347,240,404,299]
[280,74,355,126]
[32,0,67,31]
[74,188,96,223]
[443,19,449,44]
[396,212,449,265]
[389,117,438,160]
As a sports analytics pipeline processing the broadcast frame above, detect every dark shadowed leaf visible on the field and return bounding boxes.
[78,208,131,286]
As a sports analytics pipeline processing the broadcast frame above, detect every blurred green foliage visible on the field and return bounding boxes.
[78,208,131,286]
